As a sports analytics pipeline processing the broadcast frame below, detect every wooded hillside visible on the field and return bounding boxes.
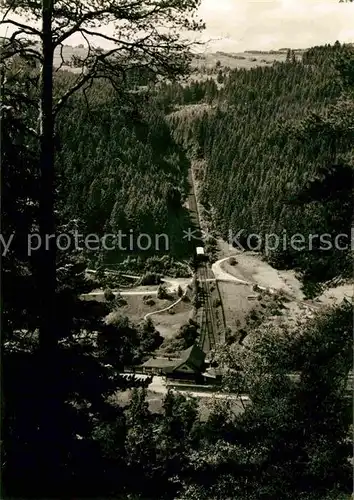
[56,82,194,260]
[168,43,353,291]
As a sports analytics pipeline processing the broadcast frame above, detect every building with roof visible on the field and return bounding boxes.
[141,344,206,381]
[201,366,223,384]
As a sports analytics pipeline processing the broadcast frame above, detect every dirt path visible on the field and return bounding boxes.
[214,243,352,307]
[187,164,352,340]
[83,271,192,299]
[143,292,187,321]
[212,257,252,286]
[148,376,250,401]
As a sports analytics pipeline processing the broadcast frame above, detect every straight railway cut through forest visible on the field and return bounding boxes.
[187,166,226,353]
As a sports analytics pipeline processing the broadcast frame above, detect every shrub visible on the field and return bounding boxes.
[177,321,199,347]
[157,284,169,300]
[213,298,221,308]
[227,334,237,345]
[139,272,163,286]
[139,319,163,352]
[104,288,115,302]
[114,293,127,307]
[192,296,201,309]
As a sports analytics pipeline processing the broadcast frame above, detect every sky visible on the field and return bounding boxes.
[1,0,354,53]
[197,0,354,52]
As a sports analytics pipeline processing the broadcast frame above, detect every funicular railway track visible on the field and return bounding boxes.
[198,262,218,353]
[187,166,224,353]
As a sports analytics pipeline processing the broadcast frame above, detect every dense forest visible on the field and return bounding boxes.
[168,43,353,292]
[8,43,352,286]
[56,80,195,261]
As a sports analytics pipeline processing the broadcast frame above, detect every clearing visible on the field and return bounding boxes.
[211,239,352,336]
[146,298,194,339]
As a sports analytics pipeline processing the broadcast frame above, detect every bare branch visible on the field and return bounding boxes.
[82,78,95,114]
[55,43,65,72]
[5,0,206,121]
[0,18,41,37]
[1,35,42,63]
[53,68,92,117]
[54,5,120,46]
[0,1,15,23]
[80,28,92,60]
[53,42,136,116]
[53,0,200,47]
[78,28,123,46]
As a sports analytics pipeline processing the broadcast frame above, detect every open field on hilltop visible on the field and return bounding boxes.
[52,44,89,72]
[81,284,194,332]
[216,240,306,299]
[221,257,302,298]
[216,241,353,306]
[191,50,302,71]
[51,45,301,74]
[213,243,352,339]
[315,284,353,306]
[217,277,320,343]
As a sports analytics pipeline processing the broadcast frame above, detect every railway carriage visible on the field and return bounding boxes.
[196,246,206,261]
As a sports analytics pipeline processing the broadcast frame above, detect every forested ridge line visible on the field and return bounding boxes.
[164,43,354,294]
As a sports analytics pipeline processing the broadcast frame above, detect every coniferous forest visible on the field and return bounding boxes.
[168,43,353,291]
[57,84,194,259]
[1,1,353,499]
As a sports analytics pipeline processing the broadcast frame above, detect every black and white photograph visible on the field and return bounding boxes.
[1,0,353,498]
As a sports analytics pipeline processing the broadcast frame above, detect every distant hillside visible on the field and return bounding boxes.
[167,43,353,291]
[1,40,302,75]
[187,49,305,84]
[50,45,300,74]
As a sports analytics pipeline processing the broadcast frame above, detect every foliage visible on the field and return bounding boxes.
[139,318,164,353]
[168,43,353,288]
[176,320,199,348]
[1,0,204,497]
[104,288,115,302]
[157,283,170,300]
[56,88,196,260]
[138,272,163,286]
[3,16,353,497]
[197,300,353,500]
